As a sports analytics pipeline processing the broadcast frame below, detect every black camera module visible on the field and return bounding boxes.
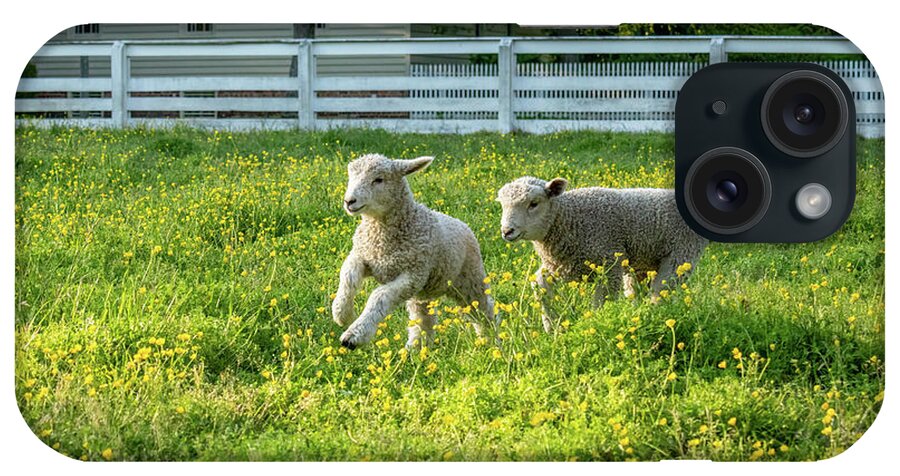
[761,70,850,158]
[675,63,856,243]
[683,147,772,235]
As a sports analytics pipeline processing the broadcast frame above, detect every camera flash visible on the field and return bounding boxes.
[795,183,832,220]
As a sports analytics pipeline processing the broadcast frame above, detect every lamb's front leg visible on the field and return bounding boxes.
[332,253,366,327]
[340,272,421,349]
[533,266,558,333]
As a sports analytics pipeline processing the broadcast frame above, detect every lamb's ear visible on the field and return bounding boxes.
[545,178,568,198]
[398,156,434,176]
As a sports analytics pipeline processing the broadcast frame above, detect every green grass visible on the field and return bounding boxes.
[14,126,884,461]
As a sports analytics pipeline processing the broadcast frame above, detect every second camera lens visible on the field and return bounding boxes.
[761,70,849,158]
[793,104,815,124]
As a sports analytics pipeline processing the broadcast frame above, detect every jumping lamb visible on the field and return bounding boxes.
[496,176,707,332]
[332,154,496,349]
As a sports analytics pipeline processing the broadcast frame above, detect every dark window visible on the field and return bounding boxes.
[187,24,213,33]
[74,24,100,35]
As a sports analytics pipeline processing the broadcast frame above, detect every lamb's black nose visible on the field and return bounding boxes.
[502,227,515,238]
[345,198,357,206]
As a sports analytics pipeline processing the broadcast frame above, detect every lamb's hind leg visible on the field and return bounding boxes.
[405,299,436,349]
[468,292,496,338]
[451,264,497,338]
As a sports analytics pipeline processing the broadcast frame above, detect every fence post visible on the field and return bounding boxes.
[709,37,727,64]
[110,41,128,128]
[297,40,315,130]
[498,38,515,133]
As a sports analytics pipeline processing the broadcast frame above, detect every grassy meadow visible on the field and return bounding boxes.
[14,126,885,461]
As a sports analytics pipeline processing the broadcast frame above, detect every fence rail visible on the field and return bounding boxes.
[16,36,884,137]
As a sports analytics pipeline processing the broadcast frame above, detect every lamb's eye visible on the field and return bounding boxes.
[373,178,384,185]
[528,200,539,209]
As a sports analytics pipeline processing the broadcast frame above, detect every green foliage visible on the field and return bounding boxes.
[612,23,839,37]
[21,62,37,78]
[14,127,884,461]
[469,24,862,63]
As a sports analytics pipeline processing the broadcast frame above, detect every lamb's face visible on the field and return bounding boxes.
[496,177,568,242]
[343,154,433,218]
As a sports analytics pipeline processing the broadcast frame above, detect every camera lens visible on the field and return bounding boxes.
[794,104,815,124]
[715,179,739,203]
[684,147,772,235]
[761,70,849,158]
[706,173,748,213]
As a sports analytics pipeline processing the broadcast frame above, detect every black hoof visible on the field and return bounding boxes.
[340,339,356,350]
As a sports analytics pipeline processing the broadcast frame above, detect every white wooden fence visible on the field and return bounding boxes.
[16,37,884,138]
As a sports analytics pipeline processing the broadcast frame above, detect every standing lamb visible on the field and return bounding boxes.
[332,154,496,349]
[496,176,707,332]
